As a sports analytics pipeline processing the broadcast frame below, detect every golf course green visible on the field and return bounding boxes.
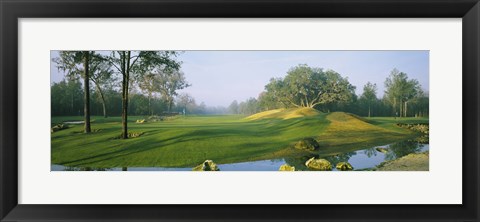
[51,107,427,168]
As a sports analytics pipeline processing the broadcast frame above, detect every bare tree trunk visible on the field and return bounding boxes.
[168,98,172,112]
[393,97,397,118]
[96,84,107,118]
[121,51,129,139]
[399,98,403,118]
[148,94,153,116]
[92,79,108,118]
[404,101,408,117]
[83,52,91,133]
[368,105,371,118]
[71,93,74,115]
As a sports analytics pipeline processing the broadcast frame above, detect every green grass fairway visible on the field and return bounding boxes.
[51,108,427,168]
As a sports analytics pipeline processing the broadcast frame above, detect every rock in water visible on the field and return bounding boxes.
[336,162,354,171]
[376,147,388,154]
[279,164,295,171]
[192,160,220,171]
[294,138,320,151]
[305,157,332,171]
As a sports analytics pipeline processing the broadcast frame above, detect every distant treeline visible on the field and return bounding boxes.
[228,65,429,118]
[51,79,228,116]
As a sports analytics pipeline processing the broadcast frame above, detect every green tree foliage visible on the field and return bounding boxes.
[257,91,283,111]
[359,82,378,117]
[408,90,429,117]
[51,79,83,116]
[384,69,421,117]
[228,100,239,114]
[238,98,259,115]
[263,64,355,108]
[103,51,181,139]
[89,54,115,118]
[176,93,195,115]
[152,69,190,112]
[53,51,93,133]
[52,53,429,120]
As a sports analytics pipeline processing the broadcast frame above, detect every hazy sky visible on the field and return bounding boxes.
[51,51,429,107]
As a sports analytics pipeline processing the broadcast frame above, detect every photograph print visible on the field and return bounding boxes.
[50,51,429,171]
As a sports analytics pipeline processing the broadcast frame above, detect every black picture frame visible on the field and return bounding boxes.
[1,0,479,221]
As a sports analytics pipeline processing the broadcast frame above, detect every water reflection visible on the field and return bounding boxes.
[52,138,429,171]
[324,152,356,166]
[363,147,377,158]
[283,156,311,171]
[384,140,425,161]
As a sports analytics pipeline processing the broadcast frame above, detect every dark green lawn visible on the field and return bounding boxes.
[51,110,427,168]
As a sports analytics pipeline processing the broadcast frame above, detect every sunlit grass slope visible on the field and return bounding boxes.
[317,112,415,156]
[245,107,320,120]
[51,108,426,168]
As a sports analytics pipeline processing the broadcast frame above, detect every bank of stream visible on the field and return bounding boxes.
[51,139,429,171]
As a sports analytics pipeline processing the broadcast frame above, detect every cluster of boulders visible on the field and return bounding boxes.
[147,116,162,122]
[397,123,429,144]
[128,132,144,138]
[279,158,354,171]
[51,123,68,133]
[279,164,295,171]
[113,131,144,139]
[147,115,179,122]
[305,157,332,170]
[133,115,175,124]
[289,137,355,171]
[192,160,220,171]
[397,123,429,134]
[336,162,353,171]
[414,135,429,144]
[190,158,355,172]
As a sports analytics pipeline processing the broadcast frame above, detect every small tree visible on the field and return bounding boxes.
[359,82,377,117]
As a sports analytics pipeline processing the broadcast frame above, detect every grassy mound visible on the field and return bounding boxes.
[324,112,387,132]
[317,112,415,155]
[245,107,320,120]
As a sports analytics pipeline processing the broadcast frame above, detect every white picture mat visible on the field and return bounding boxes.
[18,18,462,204]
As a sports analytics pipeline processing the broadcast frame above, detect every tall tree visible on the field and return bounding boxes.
[263,64,355,108]
[53,51,93,133]
[384,68,421,117]
[360,82,377,117]
[83,52,91,132]
[103,51,181,139]
[154,69,190,112]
